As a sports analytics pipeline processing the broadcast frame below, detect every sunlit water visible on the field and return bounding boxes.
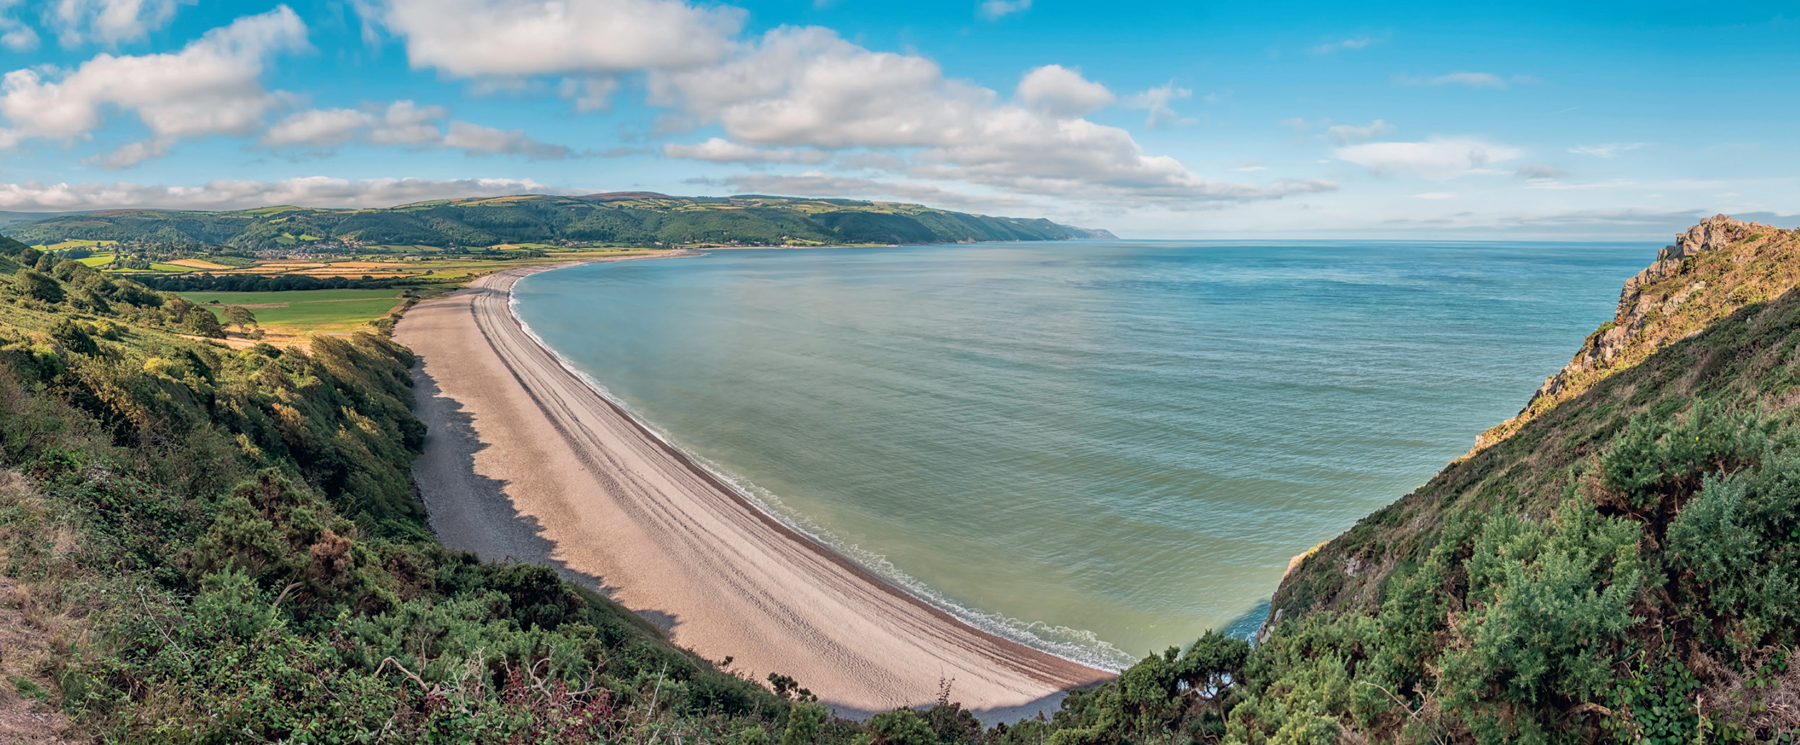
[511,240,1649,669]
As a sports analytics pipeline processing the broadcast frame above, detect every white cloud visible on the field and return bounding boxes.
[1310,35,1382,54]
[703,171,1037,213]
[0,176,570,211]
[1335,137,1524,179]
[1016,65,1114,118]
[1396,71,1518,88]
[1569,142,1648,158]
[0,0,37,51]
[1123,81,1194,129]
[264,100,576,160]
[356,0,744,78]
[49,0,195,48]
[1229,162,1266,172]
[442,121,573,159]
[1413,192,1456,199]
[663,137,827,164]
[1324,119,1394,144]
[1514,164,1566,180]
[978,0,1031,20]
[649,27,991,149]
[557,76,620,113]
[651,27,1321,205]
[1431,71,1506,88]
[0,7,308,167]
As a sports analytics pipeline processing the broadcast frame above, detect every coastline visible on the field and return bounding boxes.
[394,259,1111,720]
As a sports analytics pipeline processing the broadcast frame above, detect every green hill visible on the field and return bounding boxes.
[3,193,1114,251]
[1239,216,1800,743]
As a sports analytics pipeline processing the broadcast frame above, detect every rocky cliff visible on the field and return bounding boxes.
[1472,214,1799,450]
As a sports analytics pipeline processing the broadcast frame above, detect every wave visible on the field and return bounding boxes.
[508,268,1137,672]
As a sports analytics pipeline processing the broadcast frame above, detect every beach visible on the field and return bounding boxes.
[394,260,1110,719]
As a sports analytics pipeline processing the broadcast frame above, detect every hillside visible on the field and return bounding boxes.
[1240,217,1800,743]
[3,194,1114,252]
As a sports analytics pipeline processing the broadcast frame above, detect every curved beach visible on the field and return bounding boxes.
[394,261,1110,719]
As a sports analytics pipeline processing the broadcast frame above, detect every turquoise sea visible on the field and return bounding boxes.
[511,240,1651,670]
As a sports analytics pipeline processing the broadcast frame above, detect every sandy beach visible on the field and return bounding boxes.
[393,260,1110,719]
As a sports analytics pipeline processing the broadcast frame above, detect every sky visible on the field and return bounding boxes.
[0,0,1796,238]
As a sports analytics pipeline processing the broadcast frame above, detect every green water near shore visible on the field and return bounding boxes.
[512,240,1648,668]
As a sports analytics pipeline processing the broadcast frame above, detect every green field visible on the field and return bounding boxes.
[180,289,406,330]
[77,254,115,267]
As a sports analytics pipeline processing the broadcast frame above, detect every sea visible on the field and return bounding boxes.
[510,240,1652,670]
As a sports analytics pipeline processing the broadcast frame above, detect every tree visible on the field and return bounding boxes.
[11,269,64,303]
[184,307,227,338]
[225,305,257,332]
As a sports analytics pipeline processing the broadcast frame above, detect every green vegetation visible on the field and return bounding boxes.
[179,289,408,331]
[0,233,798,742]
[1236,223,1800,744]
[4,193,1111,253]
[6,217,1800,744]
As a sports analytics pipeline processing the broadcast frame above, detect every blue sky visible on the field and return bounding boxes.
[0,0,1795,237]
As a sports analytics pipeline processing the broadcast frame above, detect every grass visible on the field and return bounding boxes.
[179,289,401,305]
[76,254,115,267]
[179,289,407,332]
[32,239,118,250]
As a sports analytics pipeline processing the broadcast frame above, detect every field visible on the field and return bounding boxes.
[180,289,409,333]
[77,254,115,267]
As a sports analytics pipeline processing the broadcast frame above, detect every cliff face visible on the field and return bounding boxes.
[1473,215,1798,450]
[1242,216,1800,743]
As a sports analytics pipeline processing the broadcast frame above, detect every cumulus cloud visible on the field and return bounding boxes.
[1569,142,1648,158]
[978,0,1031,20]
[50,0,195,48]
[0,176,571,211]
[649,27,1322,205]
[1335,137,1524,179]
[663,137,827,164]
[1324,119,1394,144]
[1123,81,1193,129]
[1016,65,1114,118]
[0,6,308,167]
[263,100,576,160]
[356,0,743,80]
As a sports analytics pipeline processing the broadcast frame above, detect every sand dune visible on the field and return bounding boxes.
[395,261,1109,719]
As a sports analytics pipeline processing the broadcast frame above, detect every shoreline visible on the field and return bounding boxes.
[395,259,1111,720]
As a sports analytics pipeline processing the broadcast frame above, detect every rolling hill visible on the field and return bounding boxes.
[3,193,1114,251]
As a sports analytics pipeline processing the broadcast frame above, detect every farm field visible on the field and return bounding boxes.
[180,289,408,332]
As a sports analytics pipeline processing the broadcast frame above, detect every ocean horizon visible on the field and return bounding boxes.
[511,239,1652,669]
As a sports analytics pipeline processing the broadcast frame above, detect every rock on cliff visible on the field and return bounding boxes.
[1472,215,1799,451]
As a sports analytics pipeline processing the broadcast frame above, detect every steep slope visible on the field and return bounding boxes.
[1234,218,1800,744]
[1476,215,1796,450]
[4,194,1114,251]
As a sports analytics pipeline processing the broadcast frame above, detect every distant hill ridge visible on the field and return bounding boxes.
[3,193,1116,251]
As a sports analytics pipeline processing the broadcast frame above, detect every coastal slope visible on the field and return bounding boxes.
[395,261,1109,718]
[9,193,1114,251]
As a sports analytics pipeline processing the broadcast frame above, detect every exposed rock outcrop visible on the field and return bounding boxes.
[1472,215,1793,451]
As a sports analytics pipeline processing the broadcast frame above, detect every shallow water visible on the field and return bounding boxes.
[511,240,1650,669]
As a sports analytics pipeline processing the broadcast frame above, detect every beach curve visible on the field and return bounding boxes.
[394,260,1112,719]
